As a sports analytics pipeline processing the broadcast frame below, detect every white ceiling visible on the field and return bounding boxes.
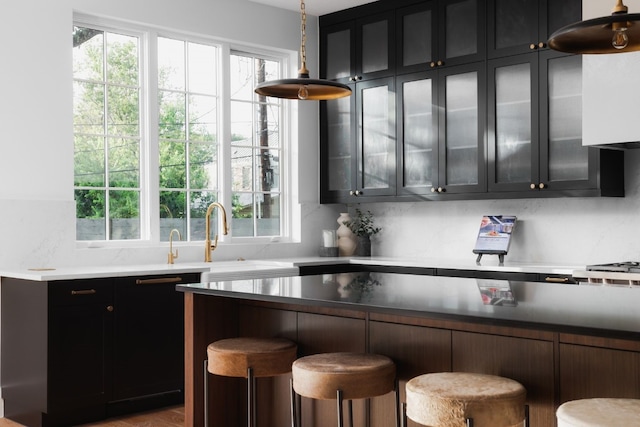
[250,0,379,16]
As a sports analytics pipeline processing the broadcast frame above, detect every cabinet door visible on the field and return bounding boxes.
[357,77,396,197]
[489,0,581,58]
[396,2,437,74]
[538,51,597,191]
[111,274,198,403]
[436,63,486,195]
[397,71,438,195]
[438,0,486,67]
[49,279,114,425]
[488,54,540,193]
[320,90,357,203]
[321,21,355,84]
[356,12,395,80]
[453,331,556,427]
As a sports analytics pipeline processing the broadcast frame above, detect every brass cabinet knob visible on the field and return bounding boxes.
[355,190,362,196]
[349,190,355,196]
[538,182,546,189]
[530,43,536,50]
[530,183,536,190]
[538,42,545,48]
[107,305,114,312]
[430,61,436,68]
[432,187,445,193]
[438,187,445,193]
[431,187,436,193]
[437,60,444,66]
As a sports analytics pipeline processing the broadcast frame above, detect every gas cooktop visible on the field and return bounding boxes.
[586,262,640,273]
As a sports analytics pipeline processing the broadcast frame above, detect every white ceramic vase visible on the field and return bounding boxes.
[336,213,357,257]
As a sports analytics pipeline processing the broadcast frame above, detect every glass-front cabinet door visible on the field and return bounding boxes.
[397,71,438,195]
[357,77,396,197]
[488,55,538,192]
[539,51,596,191]
[436,63,486,195]
[397,0,485,75]
[320,87,356,202]
[488,0,581,58]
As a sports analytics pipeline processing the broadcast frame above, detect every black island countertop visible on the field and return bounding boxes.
[177,271,640,337]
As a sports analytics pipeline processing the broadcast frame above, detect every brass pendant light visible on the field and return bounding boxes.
[548,0,640,54]
[254,0,352,100]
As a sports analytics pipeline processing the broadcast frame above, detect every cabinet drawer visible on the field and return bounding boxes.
[50,278,114,306]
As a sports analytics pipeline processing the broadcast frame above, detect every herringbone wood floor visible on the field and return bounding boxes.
[0,405,183,427]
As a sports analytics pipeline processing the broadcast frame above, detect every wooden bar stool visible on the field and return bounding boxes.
[205,337,297,427]
[404,372,528,427]
[291,352,400,427]
[557,398,640,426]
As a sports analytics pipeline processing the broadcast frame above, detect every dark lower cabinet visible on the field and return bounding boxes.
[1,272,200,427]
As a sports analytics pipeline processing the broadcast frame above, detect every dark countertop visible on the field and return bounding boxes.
[177,271,640,336]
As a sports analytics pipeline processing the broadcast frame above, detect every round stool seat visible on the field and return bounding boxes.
[406,372,526,427]
[292,352,396,400]
[207,337,297,378]
[557,398,640,426]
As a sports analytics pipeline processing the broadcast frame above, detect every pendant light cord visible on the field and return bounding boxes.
[298,0,309,76]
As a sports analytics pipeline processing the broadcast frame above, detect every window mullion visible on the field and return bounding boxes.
[145,30,160,242]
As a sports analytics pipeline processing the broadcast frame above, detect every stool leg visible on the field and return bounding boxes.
[401,402,407,427]
[394,378,401,427]
[247,367,255,427]
[204,360,209,427]
[466,418,474,427]
[290,378,297,427]
[524,404,530,427]
[347,399,353,427]
[337,389,344,427]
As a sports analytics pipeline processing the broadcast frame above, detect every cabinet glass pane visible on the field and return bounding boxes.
[446,0,477,59]
[326,30,351,80]
[494,0,536,50]
[496,63,531,183]
[446,72,478,185]
[403,79,434,187]
[403,10,432,67]
[327,96,352,191]
[547,0,582,40]
[548,55,586,181]
[362,85,392,189]
[362,20,388,74]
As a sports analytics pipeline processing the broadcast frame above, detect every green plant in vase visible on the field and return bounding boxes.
[343,208,381,256]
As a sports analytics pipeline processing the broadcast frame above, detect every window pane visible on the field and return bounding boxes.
[74,81,105,135]
[189,141,217,189]
[159,140,186,188]
[257,149,280,192]
[257,193,280,237]
[75,189,106,241]
[158,38,185,91]
[107,86,139,136]
[73,27,104,80]
[160,190,186,241]
[109,190,140,240]
[106,33,139,86]
[188,42,217,95]
[231,100,253,146]
[255,103,280,148]
[232,192,254,237]
[232,147,254,191]
[109,137,139,187]
[159,91,186,140]
[75,135,105,187]
[189,94,217,142]
[190,192,219,241]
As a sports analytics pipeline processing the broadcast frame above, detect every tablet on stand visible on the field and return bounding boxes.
[472,215,517,265]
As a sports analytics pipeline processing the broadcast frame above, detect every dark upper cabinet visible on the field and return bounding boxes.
[321,12,395,84]
[397,62,486,197]
[396,0,486,75]
[488,50,624,196]
[321,77,396,203]
[488,0,581,58]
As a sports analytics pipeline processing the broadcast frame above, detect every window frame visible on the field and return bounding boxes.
[73,14,294,248]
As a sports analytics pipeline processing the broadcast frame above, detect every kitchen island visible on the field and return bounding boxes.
[178,271,640,427]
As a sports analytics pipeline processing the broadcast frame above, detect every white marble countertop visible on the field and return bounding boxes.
[0,256,582,282]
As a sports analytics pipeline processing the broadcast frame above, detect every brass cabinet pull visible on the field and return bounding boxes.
[106,305,114,312]
[545,277,570,283]
[135,277,182,285]
[71,289,97,296]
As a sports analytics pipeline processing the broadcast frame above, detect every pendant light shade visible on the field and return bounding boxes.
[548,0,640,54]
[254,0,352,100]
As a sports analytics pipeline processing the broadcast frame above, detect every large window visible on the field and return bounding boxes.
[72,18,287,243]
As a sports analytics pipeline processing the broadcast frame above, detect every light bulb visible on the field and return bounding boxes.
[298,85,309,100]
[612,28,629,50]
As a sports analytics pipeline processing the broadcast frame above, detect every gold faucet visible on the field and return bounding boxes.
[168,229,181,264]
[204,202,229,262]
